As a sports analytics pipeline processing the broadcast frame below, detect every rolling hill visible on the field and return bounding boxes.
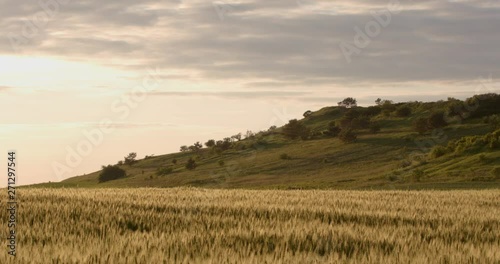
[33,94,500,190]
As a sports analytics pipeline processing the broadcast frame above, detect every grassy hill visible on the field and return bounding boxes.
[32,94,500,189]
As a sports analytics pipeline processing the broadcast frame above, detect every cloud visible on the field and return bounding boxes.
[147,90,310,99]
[1,0,499,90]
[0,86,11,91]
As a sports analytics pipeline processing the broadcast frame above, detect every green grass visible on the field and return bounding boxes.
[28,103,500,190]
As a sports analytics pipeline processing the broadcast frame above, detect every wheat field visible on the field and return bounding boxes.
[1,188,499,263]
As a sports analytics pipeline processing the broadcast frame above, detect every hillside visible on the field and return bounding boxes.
[34,94,500,189]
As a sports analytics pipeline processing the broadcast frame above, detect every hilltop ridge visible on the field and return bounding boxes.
[34,94,500,189]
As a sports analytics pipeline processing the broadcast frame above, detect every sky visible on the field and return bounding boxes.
[1,0,499,186]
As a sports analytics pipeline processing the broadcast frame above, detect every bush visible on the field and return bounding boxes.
[395,105,412,117]
[282,119,310,140]
[381,101,396,116]
[429,145,447,159]
[413,118,429,135]
[339,129,357,143]
[218,160,225,167]
[280,153,292,160]
[124,152,137,166]
[491,167,500,179]
[99,165,126,183]
[364,106,382,116]
[156,167,173,176]
[338,97,357,108]
[387,174,399,182]
[412,169,425,182]
[185,158,197,170]
[172,159,177,165]
[428,111,448,129]
[327,121,342,137]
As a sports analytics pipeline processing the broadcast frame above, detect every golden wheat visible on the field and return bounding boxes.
[1,188,499,263]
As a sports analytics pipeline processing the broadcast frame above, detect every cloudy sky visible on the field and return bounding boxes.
[1,0,499,186]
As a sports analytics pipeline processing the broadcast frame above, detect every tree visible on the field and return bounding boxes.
[185,158,197,170]
[99,165,126,183]
[414,117,428,135]
[231,133,242,141]
[327,121,342,137]
[282,119,310,140]
[194,141,203,149]
[180,145,189,152]
[381,100,396,116]
[189,142,203,152]
[375,98,382,105]
[245,130,255,139]
[428,111,447,129]
[303,110,313,118]
[124,152,137,166]
[339,129,357,143]
[205,139,216,148]
[395,105,412,117]
[338,97,357,108]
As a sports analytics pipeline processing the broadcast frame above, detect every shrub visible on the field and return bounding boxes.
[364,106,382,116]
[303,110,313,117]
[205,139,216,148]
[413,118,429,135]
[172,159,177,165]
[412,169,425,182]
[339,129,357,143]
[387,174,399,182]
[99,165,126,183]
[280,153,292,160]
[327,121,342,137]
[428,111,448,129]
[218,160,225,167]
[491,167,500,179]
[185,158,197,170]
[338,97,357,108]
[124,152,137,166]
[429,145,447,159]
[395,106,412,117]
[282,119,310,140]
[381,101,396,116]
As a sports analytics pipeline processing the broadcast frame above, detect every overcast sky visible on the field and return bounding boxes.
[1,0,499,186]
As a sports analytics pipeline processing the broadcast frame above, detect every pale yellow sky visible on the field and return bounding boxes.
[1,0,499,186]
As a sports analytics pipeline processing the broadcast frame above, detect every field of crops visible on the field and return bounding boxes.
[1,188,499,263]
